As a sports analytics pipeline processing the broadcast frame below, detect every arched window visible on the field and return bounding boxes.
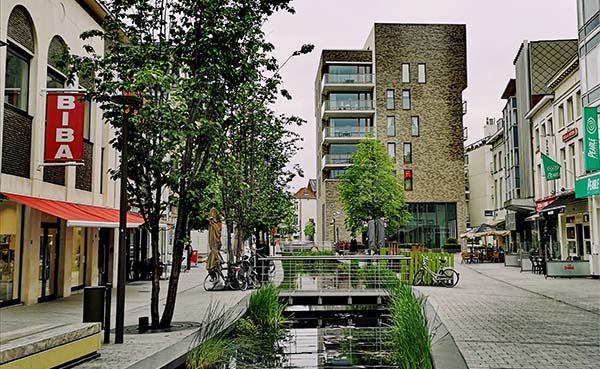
[4,6,35,112]
[47,36,67,88]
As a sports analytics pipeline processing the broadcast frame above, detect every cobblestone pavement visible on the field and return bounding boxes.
[416,257,600,369]
[0,265,250,369]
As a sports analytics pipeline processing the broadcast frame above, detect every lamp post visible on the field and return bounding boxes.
[111,94,142,344]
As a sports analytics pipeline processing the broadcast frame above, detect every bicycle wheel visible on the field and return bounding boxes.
[203,271,219,291]
[237,270,248,291]
[441,268,459,288]
[250,270,260,288]
[269,261,276,278]
[413,269,425,286]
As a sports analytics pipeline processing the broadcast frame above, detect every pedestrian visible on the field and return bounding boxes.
[184,242,192,272]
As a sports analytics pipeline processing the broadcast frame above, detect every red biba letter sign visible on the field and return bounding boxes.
[45,92,85,162]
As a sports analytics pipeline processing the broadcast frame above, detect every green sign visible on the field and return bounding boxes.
[575,172,600,198]
[583,107,600,171]
[541,153,561,180]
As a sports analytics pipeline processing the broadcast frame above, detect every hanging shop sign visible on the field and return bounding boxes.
[45,92,85,162]
[575,172,600,198]
[541,153,561,181]
[582,106,600,171]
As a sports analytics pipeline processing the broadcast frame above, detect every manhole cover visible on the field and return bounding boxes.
[119,321,201,334]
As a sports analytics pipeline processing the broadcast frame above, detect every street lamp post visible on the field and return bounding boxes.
[111,95,142,344]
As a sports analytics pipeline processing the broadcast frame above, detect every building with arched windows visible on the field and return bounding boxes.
[0,0,143,306]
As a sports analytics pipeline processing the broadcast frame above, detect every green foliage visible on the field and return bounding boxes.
[303,222,315,237]
[186,336,233,369]
[338,138,410,237]
[387,284,432,369]
[245,284,287,335]
[445,237,458,245]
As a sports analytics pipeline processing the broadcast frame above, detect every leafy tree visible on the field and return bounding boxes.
[304,221,315,239]
[338,138,410,237]
[61,0,300,328]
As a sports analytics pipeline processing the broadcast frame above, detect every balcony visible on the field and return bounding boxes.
[322,154,353,169]
[321,100,375,120]
[321,73,374,94]
[322,126,373,144]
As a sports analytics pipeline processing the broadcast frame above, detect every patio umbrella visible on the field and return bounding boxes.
[206,208,223,271]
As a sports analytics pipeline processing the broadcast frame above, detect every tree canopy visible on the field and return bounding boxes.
[338,138,410,237]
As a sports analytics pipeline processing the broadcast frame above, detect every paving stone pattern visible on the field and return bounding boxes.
[417,257,600,369]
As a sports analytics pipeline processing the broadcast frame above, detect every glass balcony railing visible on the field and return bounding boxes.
[323,73,373,84]
[323,126,373,138]
[323,100,374,111]
[323,154,353,165]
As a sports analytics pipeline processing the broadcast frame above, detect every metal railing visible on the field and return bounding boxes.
[259,255,411,291]
[323,100,374,111]
[323,73,373,84]
[278,240,334,253]
[323,154,353,165]
[323,126,373,138]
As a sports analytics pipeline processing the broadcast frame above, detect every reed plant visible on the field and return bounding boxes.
[186,336,233,369]
[387,283,432,369]
[244,284,287,335]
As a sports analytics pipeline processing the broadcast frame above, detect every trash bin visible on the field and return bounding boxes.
[83,286,105,324]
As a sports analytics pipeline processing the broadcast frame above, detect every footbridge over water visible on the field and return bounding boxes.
[261,255,412,306]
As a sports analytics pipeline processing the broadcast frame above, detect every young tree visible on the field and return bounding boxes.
[338,138,410,237]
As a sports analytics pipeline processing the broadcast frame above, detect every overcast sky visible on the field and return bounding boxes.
[264,0,577,191]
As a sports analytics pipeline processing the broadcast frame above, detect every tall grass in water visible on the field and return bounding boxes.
[387,283,432,369]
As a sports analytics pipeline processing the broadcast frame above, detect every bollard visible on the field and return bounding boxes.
[104,283,112,344]
[138,316,149,333]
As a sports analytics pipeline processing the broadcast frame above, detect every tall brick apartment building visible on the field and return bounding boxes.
[315,23,468,248]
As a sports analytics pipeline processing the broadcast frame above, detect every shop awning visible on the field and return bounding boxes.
[1,192,144,228]
[539,193,576,213]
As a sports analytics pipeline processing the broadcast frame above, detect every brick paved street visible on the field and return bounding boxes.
[417,257,600,369]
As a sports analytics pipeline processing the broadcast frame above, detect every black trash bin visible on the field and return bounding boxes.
[83,286,105,324]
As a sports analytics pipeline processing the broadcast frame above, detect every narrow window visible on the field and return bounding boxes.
[418,63,426,83]
[411,116,420,136]
[403,143,412,164]
[100,147,105,194]
[575,91,582,118]
[387,116,395,136]
[387,142,396,161]
[4,47,30,112]
[566,97,574,123]
[402,90,411,110]
[558,104,564,128]
[402,63,410,83]
[83,100,92,140]
[404,170,413,191]
[386,89,395,109]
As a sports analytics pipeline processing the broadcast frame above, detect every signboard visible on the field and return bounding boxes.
[562,127,578,142]
[541,153,561,180]
[45,92,85,162]
[484,210,494,217]
[575,172,600,198]
[582,107,600,171]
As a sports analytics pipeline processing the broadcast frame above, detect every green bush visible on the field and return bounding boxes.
[387,284,432,369]
[245,284,286,335]
[445,237,458,245]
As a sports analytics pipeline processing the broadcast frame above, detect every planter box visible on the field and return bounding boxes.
[546,260,590,278]
[504,253,520,267]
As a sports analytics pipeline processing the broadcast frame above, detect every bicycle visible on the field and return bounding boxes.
[203,262,247,291]
[241,254,260,289]
[412,256,459,288]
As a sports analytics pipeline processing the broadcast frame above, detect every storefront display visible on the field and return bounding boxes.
[0,201,19,305]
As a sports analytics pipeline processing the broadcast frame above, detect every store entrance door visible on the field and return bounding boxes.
[39,224,59,301]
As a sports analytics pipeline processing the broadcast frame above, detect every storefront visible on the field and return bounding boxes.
[0,193,144,305]
[394,202,458,249]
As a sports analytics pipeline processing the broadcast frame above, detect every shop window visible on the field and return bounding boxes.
[0,202,19,304]
[71,228,86,289]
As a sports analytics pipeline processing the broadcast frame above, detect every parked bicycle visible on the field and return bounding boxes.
[241,253,260,289]
[412,256,459,287]
[203,262,247,291]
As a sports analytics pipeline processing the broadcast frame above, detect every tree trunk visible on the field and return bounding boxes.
[159,197,189,328]
[149,226,160,328]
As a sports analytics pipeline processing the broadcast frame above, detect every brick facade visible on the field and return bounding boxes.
[1,104,32,178]
[7,5,34,52]
[76,141,93,191]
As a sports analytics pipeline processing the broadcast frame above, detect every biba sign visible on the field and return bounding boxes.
[45,92,85,162]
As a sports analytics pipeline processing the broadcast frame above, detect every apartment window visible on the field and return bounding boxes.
[575,91,582,117]
[498,151,502,170]
[404,170,413,191]
[558,104,564,128]
[560,148,566,187]
[402,64,410,83]
[566,97,574,123]
[387,116,395,136]
[418,63,426,83]
[4,47,30,112]
[402,90,411,110]
[386,89,395,109]
[100,147,105,194]
[570,144,576,185]
[387,142,396,161]
[403,143,412,164]
[547,117,553,133]
[83,101,92,140]
[411,116,420,136]
[582,0,600,24]
[493,154,497,172]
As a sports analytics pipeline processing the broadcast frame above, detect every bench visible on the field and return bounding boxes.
[0,323,101,369]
